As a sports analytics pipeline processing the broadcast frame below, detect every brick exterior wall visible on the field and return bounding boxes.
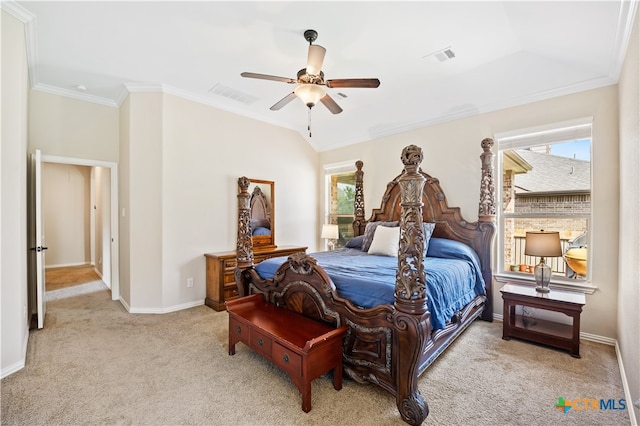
[503,171,590,273]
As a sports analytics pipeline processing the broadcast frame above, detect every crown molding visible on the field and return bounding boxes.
[608,0,639,80]
[1,1,34,22]
[3,1,39,87]
[32,83,119,107]
[123,82,164,93]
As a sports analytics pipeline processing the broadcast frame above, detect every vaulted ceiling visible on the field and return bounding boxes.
[6,1,638,151]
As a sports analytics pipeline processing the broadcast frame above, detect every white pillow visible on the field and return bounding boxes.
[367,226,400,257]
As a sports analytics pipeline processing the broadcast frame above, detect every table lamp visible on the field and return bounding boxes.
[321,224,339,251]
[524,230,562,293]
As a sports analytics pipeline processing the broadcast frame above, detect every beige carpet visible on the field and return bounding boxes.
[1,289,629,426]
[45,265,101,291]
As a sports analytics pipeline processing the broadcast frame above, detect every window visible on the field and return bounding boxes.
[325,163,356,249]
[496,119,591,282]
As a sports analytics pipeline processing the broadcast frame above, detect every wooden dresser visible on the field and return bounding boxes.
[204,246,307,311]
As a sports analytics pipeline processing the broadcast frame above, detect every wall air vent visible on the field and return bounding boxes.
[208,83,258,105]
[423,46,456,63]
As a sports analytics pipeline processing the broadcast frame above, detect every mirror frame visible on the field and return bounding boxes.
[246,178,276,250]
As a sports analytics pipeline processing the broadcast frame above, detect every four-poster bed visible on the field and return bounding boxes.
[232,139,496,425]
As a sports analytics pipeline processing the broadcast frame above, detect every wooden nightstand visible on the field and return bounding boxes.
[204,246,307,311]
[500,284,586,358]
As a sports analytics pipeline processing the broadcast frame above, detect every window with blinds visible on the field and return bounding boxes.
[495,118,592,281]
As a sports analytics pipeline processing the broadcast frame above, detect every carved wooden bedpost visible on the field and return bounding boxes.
[478,138,497,321]
[235,176,255,297]
[236,176,254,269]
[395,145,428,314]
[394,145,430,426]
[353,160,366,236]
[479,138,496,221]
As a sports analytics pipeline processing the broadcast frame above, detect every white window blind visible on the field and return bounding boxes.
[324,160,357,175]
[495,117,592,151]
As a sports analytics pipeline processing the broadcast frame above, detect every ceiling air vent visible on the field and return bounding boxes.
[209,83,258,105]
[423,46,456,63]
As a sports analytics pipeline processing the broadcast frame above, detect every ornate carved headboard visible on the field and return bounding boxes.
[352,139,496,319]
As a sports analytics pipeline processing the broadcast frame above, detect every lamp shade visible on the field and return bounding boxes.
[524,231,562,257]
[294,84,326,108]
[321,224,339,240]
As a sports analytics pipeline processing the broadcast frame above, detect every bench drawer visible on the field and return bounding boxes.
[229,317,249,343]
[273,342,302,377]
[250,328,273,358]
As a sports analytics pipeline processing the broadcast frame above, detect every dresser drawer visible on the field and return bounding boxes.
[223,270,236,285]
[250,328,273,358]
[229,317,249,343]
[273,342,302,377]
[254,254,269,263]
[224,282,239,300]
[206,247,306,312]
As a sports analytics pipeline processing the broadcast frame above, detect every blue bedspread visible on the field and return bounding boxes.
[255,238,485,330]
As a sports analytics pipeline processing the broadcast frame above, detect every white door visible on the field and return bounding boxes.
[29,150,47,329]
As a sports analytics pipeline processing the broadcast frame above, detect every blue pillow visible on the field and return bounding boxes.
[252,227,271,236]
[427,238,481,268]
[345,235,364,249]
[423,222,435,253]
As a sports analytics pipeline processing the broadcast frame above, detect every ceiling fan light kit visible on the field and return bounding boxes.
[241,29,380,137]
[294,84,326,108]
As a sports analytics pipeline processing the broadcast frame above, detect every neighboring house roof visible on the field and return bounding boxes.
[503,150,533,175]
[513,149,590,194]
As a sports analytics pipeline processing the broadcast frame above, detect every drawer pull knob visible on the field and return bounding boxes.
[283,353,289,363]
[258,338,264,347]
[236,326,241,334]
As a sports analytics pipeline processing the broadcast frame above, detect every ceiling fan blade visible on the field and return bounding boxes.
[326,78,381,88]
[270,92,297,111]
[306,44,326,75]
[241,72,296,84]
[320,94,343,114]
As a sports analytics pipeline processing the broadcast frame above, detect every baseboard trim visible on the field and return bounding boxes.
[1,326,29,379]
[1,359,25,379]
[45,262,92,269]
[615,341,638,426]
[120,299,204,314]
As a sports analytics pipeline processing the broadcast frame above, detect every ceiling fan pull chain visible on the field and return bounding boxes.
[308,107,312,137]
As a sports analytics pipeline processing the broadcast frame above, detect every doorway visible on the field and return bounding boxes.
[38,155,119,305]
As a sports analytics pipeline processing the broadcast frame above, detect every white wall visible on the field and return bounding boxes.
[161,93,318,310]
[320,86,621,340]
[118,96,132,305]
[42,163,92,267]
[617,6,640,422]
[29,90,119,162]
[113,90,319,312]
[122,91,164,311]
[1,10,30,378]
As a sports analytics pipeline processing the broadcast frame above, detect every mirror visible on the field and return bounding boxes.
[247,178,276,249]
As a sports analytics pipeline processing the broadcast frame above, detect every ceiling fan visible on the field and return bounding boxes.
[241,29,380,116]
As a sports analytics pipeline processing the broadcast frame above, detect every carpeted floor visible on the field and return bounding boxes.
[0,289,630,425]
